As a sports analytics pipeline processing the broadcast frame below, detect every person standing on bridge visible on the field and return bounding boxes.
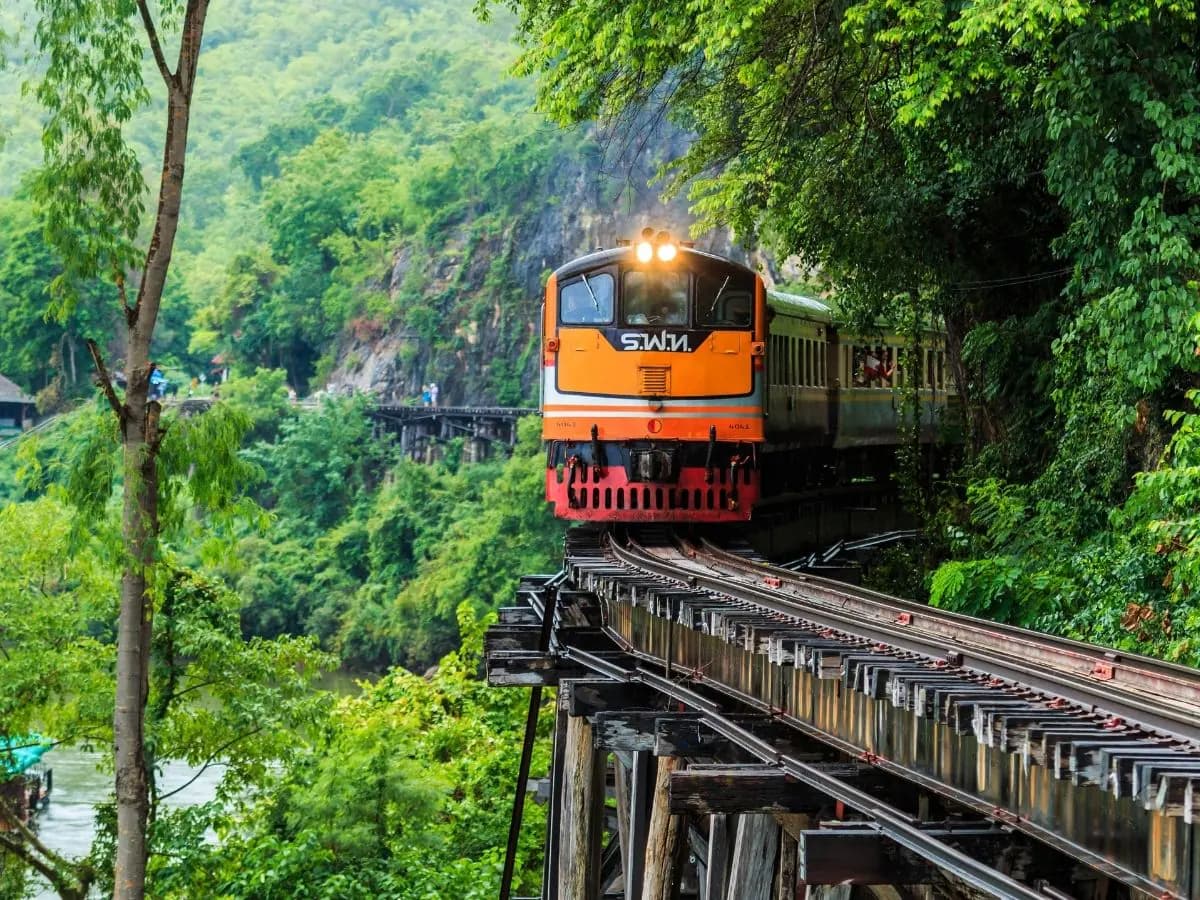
[429,382,439,407]
[149,363,167,400]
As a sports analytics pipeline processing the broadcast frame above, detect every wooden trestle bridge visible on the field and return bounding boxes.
[369,404,533,462]
[171,398,535,464]
[487,527,1200,900]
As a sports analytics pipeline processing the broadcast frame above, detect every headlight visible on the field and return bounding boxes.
[656,242,677,262]
[636,241,654,263]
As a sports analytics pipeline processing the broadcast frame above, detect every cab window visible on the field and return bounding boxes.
[695,271,753,328]
[623,271,689,326]
[560,273,614,325]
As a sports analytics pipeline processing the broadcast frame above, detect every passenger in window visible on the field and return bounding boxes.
[652,299,687,325]
[864,350,882,386]
[863,348,895,387]
[853,348,868,386]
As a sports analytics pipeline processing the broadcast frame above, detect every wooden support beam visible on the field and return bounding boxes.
[776,832,797,900]
[705,814,733,900]
[614,755,631,890]
[559,715,605,900]
[727,814,779,900]
[497,605,540,625]
[594,711,703,752]
[563,679,661,718]
[641,755,683,900]
[654,716,730,756]
[486,651,587,686]
[599,833,623,894]
[670,765,832,815]
[484,624,543,653]
[687,825,710,900]
[799,829,934,885]
[807,886,852,900]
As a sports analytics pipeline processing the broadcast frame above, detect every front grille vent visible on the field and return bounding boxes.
[639,366,670,395]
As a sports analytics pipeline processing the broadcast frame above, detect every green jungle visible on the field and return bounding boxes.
[1,0,1199,896]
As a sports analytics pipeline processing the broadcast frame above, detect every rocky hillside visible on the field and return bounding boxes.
[326,130,755,407]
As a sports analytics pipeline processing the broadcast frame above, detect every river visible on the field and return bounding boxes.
[30,749,225,899]
[28,671,369,898]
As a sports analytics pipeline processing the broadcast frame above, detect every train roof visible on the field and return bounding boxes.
[767,290,833,323]
[553,245,759,281]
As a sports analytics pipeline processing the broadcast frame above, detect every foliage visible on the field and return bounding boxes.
[164,607,548,900]
[931,404,1200,666]
[494,0,1200,663]
[245,394,395,536]
[226,410,562,672]
[0,401,335,896]
[381,415,563,668]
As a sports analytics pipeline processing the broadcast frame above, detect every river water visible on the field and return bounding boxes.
[30,750,225,899]
[28,672,368,898]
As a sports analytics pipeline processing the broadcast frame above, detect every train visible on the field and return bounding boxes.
[541,229,958,522]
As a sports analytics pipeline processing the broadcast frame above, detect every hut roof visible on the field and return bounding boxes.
[0,375,33,405]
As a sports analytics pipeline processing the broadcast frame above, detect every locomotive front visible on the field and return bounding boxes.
[542,231,767,521]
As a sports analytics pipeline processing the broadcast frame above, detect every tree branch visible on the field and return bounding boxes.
[176,0,211,97]
[115,267,136,325]
[153,726,263,805]
[136,0,176,87]
[146,398,167,452]
[165,678,223,705]
[85,339,126,422]
[0,801,92,898]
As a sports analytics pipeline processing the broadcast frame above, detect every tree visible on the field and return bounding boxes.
[0,196,116,405]
[28,1,212,895]
[174,607,548,900]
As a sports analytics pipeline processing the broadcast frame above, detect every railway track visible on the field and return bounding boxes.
[490,525,1200,899]
[625,531,1200,742]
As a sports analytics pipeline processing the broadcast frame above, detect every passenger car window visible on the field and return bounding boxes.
[560,273,614,325]
[695,272,753,328]
[623,271,689,326]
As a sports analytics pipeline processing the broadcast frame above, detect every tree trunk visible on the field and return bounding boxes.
[111,3,209,895]
[113,364,159,897]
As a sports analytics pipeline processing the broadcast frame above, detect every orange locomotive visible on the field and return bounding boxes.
[541,230,958,523]
[543,230,767,522]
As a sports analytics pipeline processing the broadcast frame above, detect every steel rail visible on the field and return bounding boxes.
[697,535,1200,711]
[560,644,1052,900]
[608,536,1200,743]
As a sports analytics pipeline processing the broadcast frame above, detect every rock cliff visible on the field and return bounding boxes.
[325,132,767,408]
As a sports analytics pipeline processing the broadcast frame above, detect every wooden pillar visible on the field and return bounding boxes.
[706,813,734,900]
[614,756,631,885]
[727,815,779,900]
[641,755,683,900]
[558,714,604,900]
[807,886,852,900]
[776,831,797,900]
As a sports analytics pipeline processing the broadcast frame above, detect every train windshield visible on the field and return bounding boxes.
[623,271,688,326]
[695,270,754,328]
[560,273,614,324]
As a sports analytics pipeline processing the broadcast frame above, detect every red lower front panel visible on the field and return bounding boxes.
[546,464,759,522]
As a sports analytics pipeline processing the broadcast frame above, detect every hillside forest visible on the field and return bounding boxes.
[2,0,1200,896]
